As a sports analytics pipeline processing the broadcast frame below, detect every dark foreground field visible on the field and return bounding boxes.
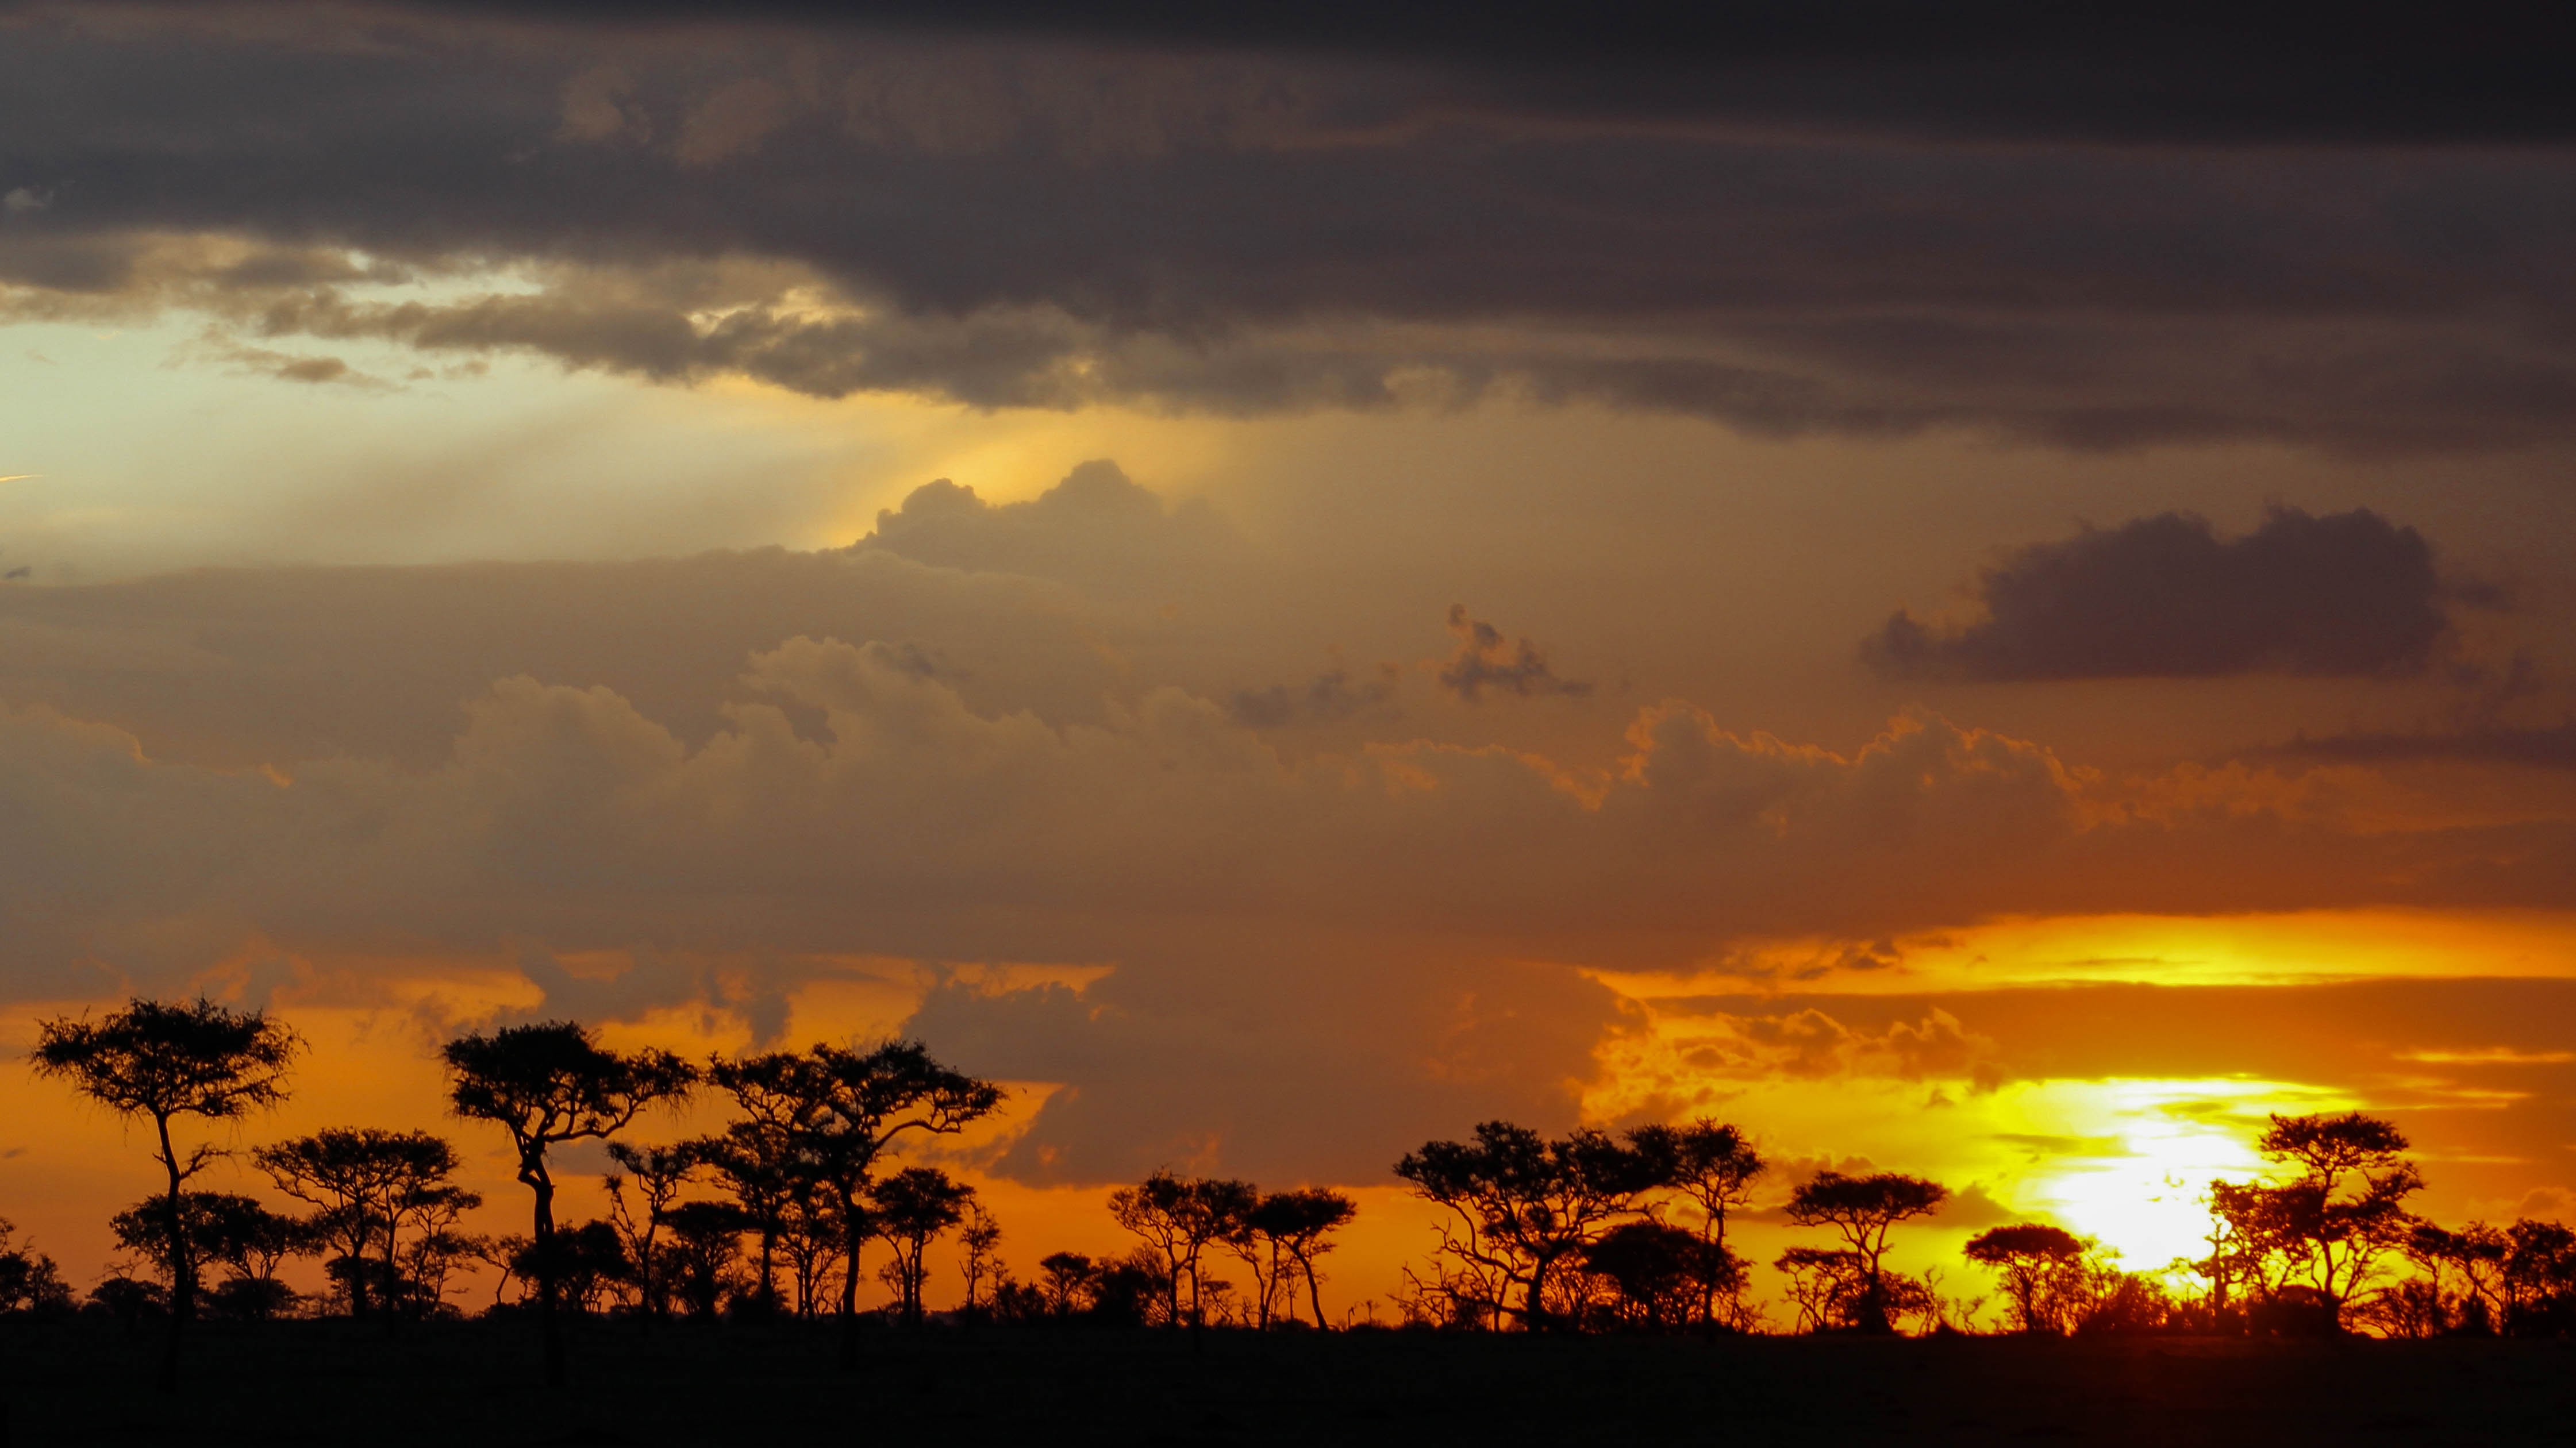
[5,1319,2570,1447]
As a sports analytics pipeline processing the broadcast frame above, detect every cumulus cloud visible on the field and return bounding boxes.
[1437,605,1590,702]
[1670,1007,2001,1087]
[849,460,1239,595]
[6,623,2576,1184]
[1864,507,2475,682]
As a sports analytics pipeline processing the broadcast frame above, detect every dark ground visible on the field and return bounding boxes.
[3,1319,2569,1447]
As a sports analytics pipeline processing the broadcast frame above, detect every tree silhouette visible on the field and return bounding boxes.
[1773,1245,1868,1333]
[89,1276,166,1333]
[2191,1179,2271,1329]
[603,1141,695,1321]
[1784,1171,1947,1333]
[1395,1122,1670,1330]
[441,1020,694,1384]
[1088,1249,1177,1327]
[2218,1112,2423,1333]
[705,1041,999,1362]
[1037,1251,1097,1318]
[32,998,299,1389]
[1582,1220,1723,1331]
[2501,1218,2576,1334]
[2385,1220,2508,1336]
[256,1128,473,1320]
[0,1218,70,1316]
[872,1166,974,1324]
[509,1220,630,1315]
[688,1117,805,1316]
[958,1203,1005,1318]
[1110,1171,1259,1331]
[776,1191,848,1317]
[1248,1188,1357,1328]
[1963,1223,2086,1334]
[110,1191,309,1320]
[659,1200,751,1319]
[1631,1119,1764,1330]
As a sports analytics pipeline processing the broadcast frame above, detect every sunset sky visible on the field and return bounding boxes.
[5,1,2576,1318]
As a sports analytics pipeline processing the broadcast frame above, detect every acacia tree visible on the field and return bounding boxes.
[1785,1171,1948,1334]
[659,1201,749,1319]
[110,1192,310,1320]
[1249,1188,1358,1328]
[1037,1251,1096,1318]
[256,1128,471,1319]
[0,1219,71,1316]
[1632,1119,1765,1329]
[872,1166,974,1324]
[2252,1112,2424,1332]
[603,1141,695,1320]
[957,1204,1005,1317]
[1582,1220,1721,1331]
[1964,1223,2087,1334]
[720,1041,999,1363]
[33,998,299,1389]
[1395,1122,1671,1331]
[689,1119,805,1315]
[1110,1171,1260,1330]
[442,1020,694,1385]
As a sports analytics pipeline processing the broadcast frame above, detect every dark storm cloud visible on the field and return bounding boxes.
[6,5,2576,446]
[394,1,2576,145]
[1863,508,2473,682]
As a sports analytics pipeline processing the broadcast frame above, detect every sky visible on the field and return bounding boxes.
[4,0,2576,1320]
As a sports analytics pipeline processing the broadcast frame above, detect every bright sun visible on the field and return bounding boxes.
[2008,1079,2317,1269]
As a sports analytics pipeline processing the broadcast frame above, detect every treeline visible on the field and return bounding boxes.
[1383,1110,2576,1340]
[10,999,2576,1393]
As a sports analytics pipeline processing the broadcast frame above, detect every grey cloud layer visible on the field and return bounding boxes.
[1864,507,2473,682]
[6,8,2576,448]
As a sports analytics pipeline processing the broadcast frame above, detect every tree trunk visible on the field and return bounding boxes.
[1298,1248,1328,1330]
[835,1188,864,1369]
[154,1114,186,1394]
[382,1211,405,1328]
[529,1160,564,1388]
[757,1224,779,1315]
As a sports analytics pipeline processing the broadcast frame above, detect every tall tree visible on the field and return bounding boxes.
[1037,1251,1096,1318]
[603,1141,695,1321]
[2246,1111,2424,1331]
[441,1020,694,1385]
[689,1119,806,1315]
[255,1128,471,1319]
[1249,1188,1357,1329]
[1631,1119,1764,1330]
[872,1166,974,1324]
[712,1041,998,1364]
[1395,1122,1670,1330]
[1110,1171,1259,1331]
[1784,1171,1948,1333]
[33,998,299,1389]
[1963,1223,2087,1334]
[956,1204,1005,1318]
[659,1201,750,1319]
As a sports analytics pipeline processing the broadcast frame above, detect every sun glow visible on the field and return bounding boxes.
[2002,1079,2329,1270]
